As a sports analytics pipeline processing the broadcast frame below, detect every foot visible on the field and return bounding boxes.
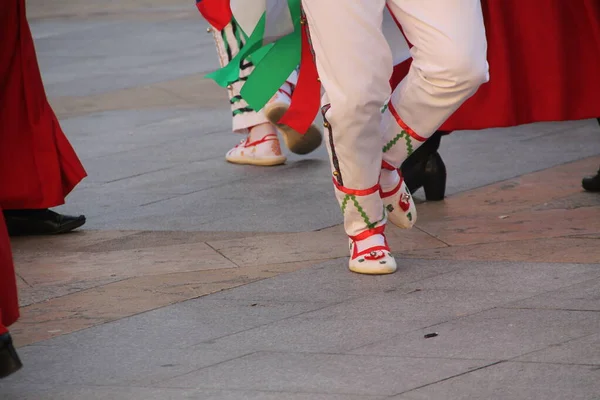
[401,131,446,201]
[264,83,323,155]
[348,228,397,275]
[0,333,22,379]
[582,168,600,192]
[225,131,287,166]
[380,169,417,229]
[3,209,86,236]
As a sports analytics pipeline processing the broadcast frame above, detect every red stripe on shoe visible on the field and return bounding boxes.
[380,176,405,198]
[381,160,396,171]
[243,133,279,147]
[277,88,293,99]
[349,225,386,241]
[352,245,391,259]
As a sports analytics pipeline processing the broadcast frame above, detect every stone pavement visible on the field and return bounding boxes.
[1,1,600,399]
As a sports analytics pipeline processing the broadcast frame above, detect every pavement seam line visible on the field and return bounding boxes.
[390,360,505,397]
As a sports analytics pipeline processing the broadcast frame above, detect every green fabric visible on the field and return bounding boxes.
[241,0,302,111]
[206,15,268,87]
[241,31,300,110]
[206,1,303,111]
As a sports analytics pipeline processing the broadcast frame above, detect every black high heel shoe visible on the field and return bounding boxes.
[420,152,447,201]
[0,332,22,379]
[401,131,447,201]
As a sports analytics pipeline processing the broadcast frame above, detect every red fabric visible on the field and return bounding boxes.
[0,0,86,210]
[390,0,600,131]
[197,0,232,31]
[0,209,19,330]
[279,22,322,134]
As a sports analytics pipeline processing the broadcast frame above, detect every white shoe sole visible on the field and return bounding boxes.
[265,103,323,155]
[348,258,398,275]
[225,154,287,166]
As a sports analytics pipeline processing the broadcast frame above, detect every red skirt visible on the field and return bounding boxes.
[0,209,19,333]
[390,0,600,131]
[0,0,87,210]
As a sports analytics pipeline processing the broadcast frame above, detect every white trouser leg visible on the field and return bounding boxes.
[302,0,391,237]
[381,0,489,167]
[303,0,488,238]
[212,21,300,134]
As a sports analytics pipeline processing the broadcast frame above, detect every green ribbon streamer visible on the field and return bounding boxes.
[242,0,302,111]
[206,0,303,111]
[206,14,269,87]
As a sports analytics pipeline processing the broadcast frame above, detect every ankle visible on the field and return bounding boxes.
[353,233,388,254]
[379,168,400,192]
[248,123,277,142]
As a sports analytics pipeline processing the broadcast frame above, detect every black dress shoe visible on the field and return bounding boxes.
[3,209,86,236]
[401,131,447,201]
[582,167,600,192]
[0,333,22,379]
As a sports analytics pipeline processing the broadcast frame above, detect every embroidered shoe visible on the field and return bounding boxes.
[381,177,417,229]
[264,85,323,155]
[380,164,417,229]
[225,133,287,166]
[348,227,397,275]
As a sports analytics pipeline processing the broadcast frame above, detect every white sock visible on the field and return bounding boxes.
[354,233,387,254]
[379,168,400,192]
[248,123,277,142]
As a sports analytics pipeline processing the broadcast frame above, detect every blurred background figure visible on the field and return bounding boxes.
[0,208,22,379]
[0,0,87,236]
[396,0,600,200]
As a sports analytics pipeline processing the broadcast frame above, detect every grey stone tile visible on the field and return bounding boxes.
[31,20,121,41]
[193,316,416,354]
[515,333,600,365]
[36,20,218,97]
[402,261,600,294]
[301,289,532,324]
[0,384,385,400]
[158,352,491,396]
[351,308,600,360]
[392,362,600,400]
[77,168,339,232]
[208,259,467,303]
[54,188,177,223]
[440,119,600,197]
[62,108,225,144]
[0,346,250,387]
[35,299,328,351]
[503,277,600,311]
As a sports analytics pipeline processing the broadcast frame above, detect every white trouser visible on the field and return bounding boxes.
[302,0,489,237]
[212,21,298,134]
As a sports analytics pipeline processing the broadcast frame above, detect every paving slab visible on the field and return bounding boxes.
[207,258,466,303]
[157,351,492,396]
[398,260,600,294]
[2,1,599,399]
[0,384,386,400]
[392,362,600,400]
[514,333,600,365]
[504,277,600,311]
[351,308,600,360]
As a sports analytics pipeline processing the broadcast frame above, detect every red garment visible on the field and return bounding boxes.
[0,0,86,210]
[196,0,232,31]
[0,208,19,333]
[390,0,600,131]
